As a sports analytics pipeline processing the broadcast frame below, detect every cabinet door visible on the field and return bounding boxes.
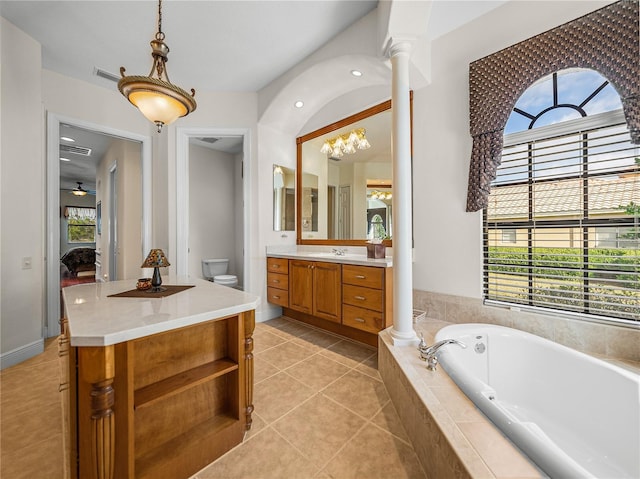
[313,262,341,323]
[289,260,313,314]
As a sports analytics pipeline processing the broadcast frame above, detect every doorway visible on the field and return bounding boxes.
[338,185,351,240]
[176,128,250,291]
[46,113,151,338]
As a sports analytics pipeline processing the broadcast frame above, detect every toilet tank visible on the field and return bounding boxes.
[201,258,229,279]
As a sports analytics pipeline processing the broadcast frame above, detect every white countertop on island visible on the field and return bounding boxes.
[63,276,259,347]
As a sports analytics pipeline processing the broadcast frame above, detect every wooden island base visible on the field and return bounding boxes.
[65,310,255,479]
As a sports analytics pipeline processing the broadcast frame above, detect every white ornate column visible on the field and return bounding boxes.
[389,41,418,346]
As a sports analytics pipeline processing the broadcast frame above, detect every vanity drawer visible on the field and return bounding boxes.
[267,257,289,274]
[267,272,288,291]
[342,265,383,290]
[267,287,289,307]
[342,304,384,334]
[342,284,383,312]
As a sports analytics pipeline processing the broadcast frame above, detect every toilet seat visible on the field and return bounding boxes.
[214,274,238,286]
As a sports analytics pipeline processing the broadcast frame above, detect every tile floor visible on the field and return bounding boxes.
[194,317,425,478]
[0,317,426,479]
[0,337,67,479]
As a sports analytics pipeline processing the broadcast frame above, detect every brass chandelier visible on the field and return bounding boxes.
[118,0,196,133]
[320,128,370,158]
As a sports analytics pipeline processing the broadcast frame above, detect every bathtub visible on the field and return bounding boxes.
[434,323,640,479]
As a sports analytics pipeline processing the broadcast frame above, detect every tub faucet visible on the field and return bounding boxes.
[418,334,467,371]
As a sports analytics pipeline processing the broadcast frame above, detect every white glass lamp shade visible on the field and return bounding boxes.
[118,75,196,132]
[129,90,188,127]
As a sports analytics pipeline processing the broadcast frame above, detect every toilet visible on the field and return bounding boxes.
[201,259,238,288]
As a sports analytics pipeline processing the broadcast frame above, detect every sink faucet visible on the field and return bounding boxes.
[332,248,347,256]
[417,333,467,371]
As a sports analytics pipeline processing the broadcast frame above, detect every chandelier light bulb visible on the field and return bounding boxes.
[320,141,332,154]
[320,128,370,157]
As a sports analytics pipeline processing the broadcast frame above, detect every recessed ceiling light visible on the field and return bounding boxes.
[294,100,304,108]
[60,136,75,142]
[351,70,363,77]
[60,157,71,162]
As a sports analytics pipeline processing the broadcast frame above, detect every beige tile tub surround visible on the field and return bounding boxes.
[379,320,545,479]
[413,289,640,364]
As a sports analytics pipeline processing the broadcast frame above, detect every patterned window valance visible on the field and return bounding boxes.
[466,0,639,212]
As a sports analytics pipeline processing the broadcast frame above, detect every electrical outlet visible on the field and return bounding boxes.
[22,257,32,270]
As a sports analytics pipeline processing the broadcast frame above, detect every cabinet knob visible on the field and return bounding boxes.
[355,275,366,279]
[354,295,366,301]
[272,295,280,300]
[354,317,365,323]
[272,279,280,284]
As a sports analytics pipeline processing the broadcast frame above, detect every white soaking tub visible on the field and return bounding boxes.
[434,323,639,479]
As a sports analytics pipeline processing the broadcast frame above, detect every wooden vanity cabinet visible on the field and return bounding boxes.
[267,257,392,347]
[289,260,341,323]
[267,257,289,308]
[342,265,390,334]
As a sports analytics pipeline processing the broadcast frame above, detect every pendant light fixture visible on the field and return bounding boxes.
[71,182,88,196]
[118,0,196,133]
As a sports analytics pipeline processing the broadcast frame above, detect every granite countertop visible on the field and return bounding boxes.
[63,276,259,347]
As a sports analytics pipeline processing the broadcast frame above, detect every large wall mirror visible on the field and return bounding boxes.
[273,164,295,231]
[296,96,411,245]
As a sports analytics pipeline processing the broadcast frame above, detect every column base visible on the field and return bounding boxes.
[389,328,419,347]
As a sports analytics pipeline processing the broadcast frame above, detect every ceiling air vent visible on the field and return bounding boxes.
[60,144,92,156]
[94,68,120,83]
[198,137,220,144]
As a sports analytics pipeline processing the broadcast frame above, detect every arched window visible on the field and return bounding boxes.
[466,1,639,214]
[505,69,622,133]
[485,68,639,324]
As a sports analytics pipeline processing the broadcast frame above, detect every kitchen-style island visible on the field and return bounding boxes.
[61,277,259,479]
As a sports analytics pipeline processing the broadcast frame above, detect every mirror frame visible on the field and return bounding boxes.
[296,94,412,245]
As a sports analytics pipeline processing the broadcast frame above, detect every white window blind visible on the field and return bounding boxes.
[485,112,639,324]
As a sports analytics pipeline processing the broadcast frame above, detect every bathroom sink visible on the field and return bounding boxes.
[305,252,365,259]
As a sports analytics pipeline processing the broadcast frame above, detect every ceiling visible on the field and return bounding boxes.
[1,1,506,192]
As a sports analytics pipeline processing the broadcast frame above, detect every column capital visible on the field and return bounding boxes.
[384,38,413,59]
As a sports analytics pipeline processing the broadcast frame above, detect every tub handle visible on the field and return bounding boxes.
[418,338,467,371]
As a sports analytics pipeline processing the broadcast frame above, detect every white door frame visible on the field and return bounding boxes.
[46,113,152,337]
[108,162,118,281]
[175,127,251,289]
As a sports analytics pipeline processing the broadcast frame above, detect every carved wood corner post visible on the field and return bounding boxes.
[79,346,116,479]
[243,310,255,430]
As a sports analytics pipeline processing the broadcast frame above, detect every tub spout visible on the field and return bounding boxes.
[418,336,467,371]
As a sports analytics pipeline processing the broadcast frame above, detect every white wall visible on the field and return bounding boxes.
[118,140,143,280]
[96,138,143,281]
[0,25,151,364]
[188,144,237,281]
[1,18,45,365]
[411,0,611,299]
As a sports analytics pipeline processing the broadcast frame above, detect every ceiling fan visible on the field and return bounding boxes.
[62,181,95,196]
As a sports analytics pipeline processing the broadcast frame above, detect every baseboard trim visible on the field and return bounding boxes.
[256,304,283,323]
[0,338,45,370]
